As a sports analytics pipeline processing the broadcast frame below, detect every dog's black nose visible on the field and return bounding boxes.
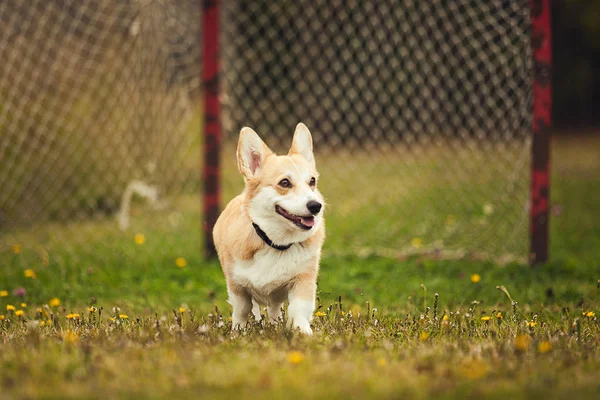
[306,200,322,215]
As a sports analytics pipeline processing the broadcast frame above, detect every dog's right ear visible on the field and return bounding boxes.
[237,127,272,180]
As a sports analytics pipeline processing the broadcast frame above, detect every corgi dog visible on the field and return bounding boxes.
[213,123,325,335]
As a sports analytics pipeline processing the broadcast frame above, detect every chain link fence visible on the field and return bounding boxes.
[220,0,532,260]
[0,1,203,261]
[0,0,533,264]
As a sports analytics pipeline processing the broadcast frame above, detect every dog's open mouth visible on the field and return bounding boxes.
[275,205,314,230]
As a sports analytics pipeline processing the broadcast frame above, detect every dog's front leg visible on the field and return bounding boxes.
[228,285,252,330]
[287,272,317,335]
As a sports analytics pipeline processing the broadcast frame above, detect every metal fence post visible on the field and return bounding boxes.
[202,0,221,259]
[529,0,552,265]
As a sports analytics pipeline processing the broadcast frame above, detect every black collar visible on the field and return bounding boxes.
[252,223,293,251]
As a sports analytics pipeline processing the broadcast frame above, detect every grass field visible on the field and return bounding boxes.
[1,134,599,399]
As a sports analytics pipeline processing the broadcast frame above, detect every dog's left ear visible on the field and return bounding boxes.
[289,123,314,164]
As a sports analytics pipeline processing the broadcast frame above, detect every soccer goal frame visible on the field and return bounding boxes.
[201,0,552,265]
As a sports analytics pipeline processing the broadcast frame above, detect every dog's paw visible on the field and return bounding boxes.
[231,323,242,331]
[231,318,247,331]
[293,320,313,335]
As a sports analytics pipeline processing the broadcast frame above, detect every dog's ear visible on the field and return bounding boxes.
[289,123,314,164]
[237,127,272,180]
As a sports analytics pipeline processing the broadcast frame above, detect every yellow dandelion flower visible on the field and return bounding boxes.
[66,313,80,320]
[12,244,21,254]
[470,274,481,283]
[481,316,491,321]
[88,306,97,313]
[515,334,531,351]
[287,351,305,365]
[63,330,79,343]
[583,311,595,318]
[49,298,61,307]
[227,316,232,322]
[24,269,36,279]
[179,307,186,313]
[419,331,429,341]
[495,312,503,320]
[526,321,537,328]
[0,290,8,297]
[176,257,187,268]
[460,359,490,380]
[109,317,116,322]
[340,311,345,317]
[39,321,45,326]
[377,358,387,367]
[119,314,129,319]
[0,315,5,321]
[315,311,326,317]
[36,307,42,313]
[6,305,15,311]
[15,310,24,317]
[411,237,423,249]
[21,303,27,308]
[538,341,552,353]
[46,319,52,325]
[442,315,449,321]
[134,233,145,245]
[483,203,494,215]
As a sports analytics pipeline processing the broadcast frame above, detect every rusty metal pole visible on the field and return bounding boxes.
[202,0,221,259]
[529,0,552,265]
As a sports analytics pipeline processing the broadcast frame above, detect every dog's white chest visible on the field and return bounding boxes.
[232,245,313,291]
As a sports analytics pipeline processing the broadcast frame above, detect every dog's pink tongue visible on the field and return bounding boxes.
[301,216,315,227]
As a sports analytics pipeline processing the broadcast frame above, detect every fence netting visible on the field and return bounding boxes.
[0,0,532,264]
[0,0,203,263]
[220,0,532,260]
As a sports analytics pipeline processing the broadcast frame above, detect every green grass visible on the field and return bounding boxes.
[1,303,600,399]
[1,134,599,399]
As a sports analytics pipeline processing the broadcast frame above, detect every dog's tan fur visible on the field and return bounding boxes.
[213,123,325,334]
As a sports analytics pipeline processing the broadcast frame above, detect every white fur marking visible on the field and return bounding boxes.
[232,245,315,297]
[287,157,301,175]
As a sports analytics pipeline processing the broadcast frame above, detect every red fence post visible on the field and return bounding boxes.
[529,0,552,265]
[202,0,221,259]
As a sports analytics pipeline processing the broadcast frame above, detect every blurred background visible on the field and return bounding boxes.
[552,0,600,128]
[0,0,598,306]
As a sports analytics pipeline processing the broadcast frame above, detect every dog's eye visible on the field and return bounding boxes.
[278,179,292,188]
[309,177,316,187]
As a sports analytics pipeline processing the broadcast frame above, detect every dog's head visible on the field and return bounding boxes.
[237,123,325,245]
